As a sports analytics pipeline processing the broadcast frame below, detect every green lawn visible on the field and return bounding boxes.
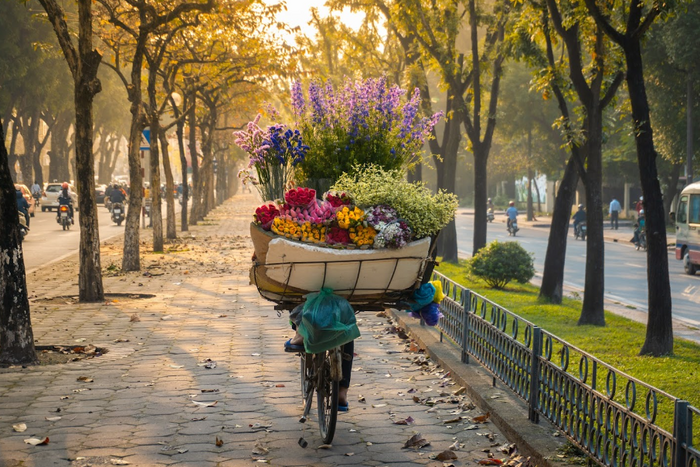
[435,260,700,435]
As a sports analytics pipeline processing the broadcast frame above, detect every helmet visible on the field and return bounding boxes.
[509,201,515,206]
[488,198,492,202]
[61,182,68,189]
[578,204,584,210]
[640,196,644,201]
[640,209,645,215]
[113,183,120,189]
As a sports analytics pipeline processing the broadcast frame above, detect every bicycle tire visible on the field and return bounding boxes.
[316,351,339,444]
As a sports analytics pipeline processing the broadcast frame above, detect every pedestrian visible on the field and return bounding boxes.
[609,197,622,230]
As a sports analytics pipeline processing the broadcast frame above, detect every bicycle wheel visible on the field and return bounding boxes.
[316,350,339,444]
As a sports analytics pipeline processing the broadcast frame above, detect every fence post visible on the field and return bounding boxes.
[461,290,471,364]
[528,326,542,423]
[674,400,689,467]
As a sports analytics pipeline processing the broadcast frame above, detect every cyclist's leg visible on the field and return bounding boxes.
[338,340,354,407]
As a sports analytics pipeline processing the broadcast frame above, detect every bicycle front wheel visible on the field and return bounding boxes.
[316,350,339,444]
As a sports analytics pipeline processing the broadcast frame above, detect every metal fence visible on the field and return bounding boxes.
[430,271,700,467]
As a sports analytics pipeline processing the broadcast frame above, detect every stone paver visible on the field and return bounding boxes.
[0,192,554,466]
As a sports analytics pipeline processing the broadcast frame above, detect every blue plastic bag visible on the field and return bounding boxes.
[298,288,361,354]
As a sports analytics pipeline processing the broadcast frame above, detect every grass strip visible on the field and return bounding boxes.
[435,259,700,436]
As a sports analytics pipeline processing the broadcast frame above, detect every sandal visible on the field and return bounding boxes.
[338,402,349,412]
[284,339,304,353]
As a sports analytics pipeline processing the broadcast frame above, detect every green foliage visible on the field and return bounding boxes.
[331,165,458,239]
[467,240,535,289]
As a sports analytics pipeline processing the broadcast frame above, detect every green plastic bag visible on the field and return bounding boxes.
[298,288,361,354]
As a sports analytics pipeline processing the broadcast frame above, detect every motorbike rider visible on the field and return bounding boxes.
[16,188,30,228]
[109,183,127,207]
[56,182,74,224]
[506,201,518,230]
[487,198,495,212]
[572,204,586,234]
[30,181,42,199]
[631,210,646,246]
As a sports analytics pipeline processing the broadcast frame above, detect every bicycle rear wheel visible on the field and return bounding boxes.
[316,350,339,444]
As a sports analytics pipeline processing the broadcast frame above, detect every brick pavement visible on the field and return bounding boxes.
[0,192,553,467]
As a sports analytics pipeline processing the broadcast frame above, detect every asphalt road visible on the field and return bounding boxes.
[455,213,700,327]
[22,202,174,274]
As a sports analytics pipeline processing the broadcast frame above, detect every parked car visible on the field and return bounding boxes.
[95,184,108,204]
[41,183,78,212]
[14,183,36,217]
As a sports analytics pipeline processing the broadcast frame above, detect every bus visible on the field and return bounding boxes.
[673,181,700,275]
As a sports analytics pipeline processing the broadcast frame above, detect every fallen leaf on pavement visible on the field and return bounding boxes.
[499,443,517,455]
[479,459,504,465]
[253,441,269,454]
[77,376,94,383]
[129,314,140,322]
[453,387,466,396]
[345,452,354,456]
[436,450,458,461]
[110,459,130,465]
[464,424,479,430]
[449,440,462,451]
[316,444,332,450]
[473,412,491,423]
[215,436,224,447]
[372,403,387,408]
[275,384,285,388]
[24,437,49,446]
[192,400,218,407]
[45,416,62,422]
[393,416,415,425]
[402,433,430,449]
[12,423,27,432]
[444,416,463,424]
[201,389,220,393]
[170,365,184,369]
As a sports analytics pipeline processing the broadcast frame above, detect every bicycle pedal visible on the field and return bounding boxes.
[299,416,307,423]
[298,437,308,448]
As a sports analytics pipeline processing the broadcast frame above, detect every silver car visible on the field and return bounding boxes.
[41,183,78,212]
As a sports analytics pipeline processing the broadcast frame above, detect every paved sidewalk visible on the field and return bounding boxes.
[0,193,562,467]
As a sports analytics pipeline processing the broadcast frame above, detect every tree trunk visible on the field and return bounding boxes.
[0,119,37,365]
[188,92,200,226]
[624,41,673,355]
[122,40,147,272]
[8,121,19,182]
[434,118,460,263]
[527,129,534,221]
[215,153,226,205]
[49,113,72,183]
[159,130,176,239]
[472,145,489,255]
[149,117,163,252]
[534,176,542,213]
[578,109,605,326]
[74,0,104,302]
[176,117,188,231]
[539,156,579,303]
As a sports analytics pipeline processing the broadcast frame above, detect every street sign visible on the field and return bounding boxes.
[140,129,151,151]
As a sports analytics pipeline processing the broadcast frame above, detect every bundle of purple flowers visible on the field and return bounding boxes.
[291,77,442,183]
[234,115,309,201]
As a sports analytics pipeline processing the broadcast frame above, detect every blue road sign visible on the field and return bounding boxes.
[140,129,151,151]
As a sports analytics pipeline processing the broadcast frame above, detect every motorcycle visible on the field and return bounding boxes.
[58,204,72,230]
[487,208,495,223]
[105,197,113,212]
[574,221,587,241]
[507,220,519,236]
[32,192,41,216]
[18,212,29,241]
[636,231,647,251]
[111,202,125,226]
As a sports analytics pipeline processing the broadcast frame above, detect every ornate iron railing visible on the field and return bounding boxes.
[430,271,699,467]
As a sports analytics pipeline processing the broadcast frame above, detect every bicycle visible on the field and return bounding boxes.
[297,345,343,444]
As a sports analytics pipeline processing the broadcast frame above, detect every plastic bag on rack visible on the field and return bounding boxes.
[298,288,361,354]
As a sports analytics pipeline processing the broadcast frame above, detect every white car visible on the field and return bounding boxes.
[41,183,78,212]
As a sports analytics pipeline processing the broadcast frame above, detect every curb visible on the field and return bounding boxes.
[388,309,568,467]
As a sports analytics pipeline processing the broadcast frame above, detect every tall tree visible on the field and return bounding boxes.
[38,0,105,302]
[584,0,673,354]
[0,118,37,365]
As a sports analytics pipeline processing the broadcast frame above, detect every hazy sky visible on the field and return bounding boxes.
[278,0,364,36]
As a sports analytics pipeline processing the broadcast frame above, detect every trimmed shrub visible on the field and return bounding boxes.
[468,240,535,289]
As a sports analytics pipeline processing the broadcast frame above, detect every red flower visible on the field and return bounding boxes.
[326,225,351,245]
[326,191,352,208]
[285,187,316,207]
[255,204,280,230]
